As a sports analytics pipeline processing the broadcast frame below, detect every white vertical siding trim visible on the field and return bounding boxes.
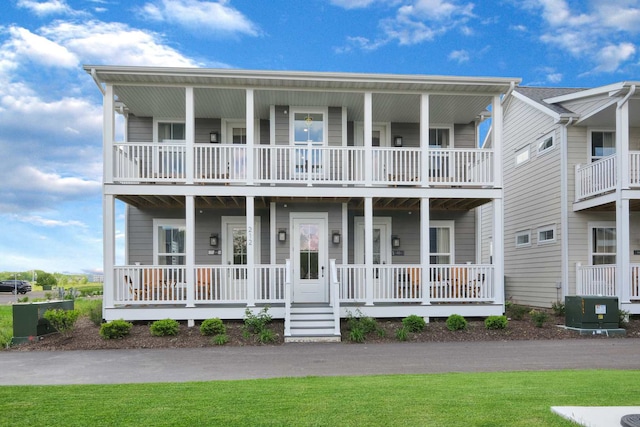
[493,197,505,305]
[492,94,503,188]
[342,107,347,147]
[342,203,348,265]
[270,105,275,146]
[103,194,115,310]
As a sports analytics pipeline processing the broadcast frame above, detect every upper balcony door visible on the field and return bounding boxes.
[155,121,185,178]
[221,120,259,181]
[291,109,327,178]
[590,130,616,162]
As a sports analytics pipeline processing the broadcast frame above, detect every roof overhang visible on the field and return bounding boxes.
[544,81,640,104]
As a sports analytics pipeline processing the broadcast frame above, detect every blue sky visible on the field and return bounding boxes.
[1,0,639,274]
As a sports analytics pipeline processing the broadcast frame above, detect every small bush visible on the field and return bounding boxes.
[200,318,226,336]
[402,315,426,333]
[619,309,631,328]
[212,334,228,345]
[395,327,409,341]
[346,309,381,343]
[43,308,80,336]
[349,328,366,343]
[506,304,528,320]
[258,329,277,344]
[17,296,29,303]
[243,307,272,335]
[150,319,180,336]
[100,319,133,339]
[446,314,467,331]
[551,301,565,316]
[485,315,508,330]
[87,300,103,326]
[529,310,548,328]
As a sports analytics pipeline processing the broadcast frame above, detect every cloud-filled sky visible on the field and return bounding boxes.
[1,0,640,274]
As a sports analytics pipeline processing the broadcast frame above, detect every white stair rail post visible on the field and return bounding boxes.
[330,259,341,336]
[284,259,291,337]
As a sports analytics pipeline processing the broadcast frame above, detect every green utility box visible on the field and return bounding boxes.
[565,296,618,329]
[12,300,74,344]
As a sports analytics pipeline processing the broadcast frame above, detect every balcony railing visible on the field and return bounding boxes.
[575,154,617,201]
[111,143,494,187]
[576,263,617,297]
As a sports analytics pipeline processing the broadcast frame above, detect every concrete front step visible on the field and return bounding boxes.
[285,335,342,343]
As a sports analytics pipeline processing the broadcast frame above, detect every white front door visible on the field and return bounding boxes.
[221,217,261,299]
[292,213,328,303]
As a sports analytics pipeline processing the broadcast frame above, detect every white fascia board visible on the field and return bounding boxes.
[543,82,640,104]
[512,90,561,120]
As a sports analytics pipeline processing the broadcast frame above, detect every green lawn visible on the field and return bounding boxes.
[1,370,637,426]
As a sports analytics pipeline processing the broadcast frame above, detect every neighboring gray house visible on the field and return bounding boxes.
[86,66,518,341]
[500,82,640,313]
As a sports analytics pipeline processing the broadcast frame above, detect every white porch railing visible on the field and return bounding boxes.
[575,263,617,296]
[254,264,286,303]
[575,154,616,201]
[632,264,640,299]
[111,143,493,187]
[337,264,494,303]
[630,152,640,187]
[114,265,188,304]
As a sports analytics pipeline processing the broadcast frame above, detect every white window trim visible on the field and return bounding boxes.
[536,131,555,156]
[515,229,531,248]
[289,107,329,146]
[221,118,260,145]
[537,224,556,245]
[515,144,530,166]
[588,128,616,162]
[430,220,455,264]
[429,124,455,148]
[354,122,391,147]
[588,221,616,266]
[152,218,186,265]
[153,118,186,143]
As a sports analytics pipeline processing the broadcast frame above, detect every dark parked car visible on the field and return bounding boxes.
[0,280,32,294]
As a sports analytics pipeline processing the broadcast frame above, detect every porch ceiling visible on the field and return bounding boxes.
[576,199,640,212]
[116,195,491,211]
[577,97,640,127]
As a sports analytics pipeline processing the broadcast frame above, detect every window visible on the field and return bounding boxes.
[590,131,615,162]
[590,224,616,265]
[430,221,454,264]
[537,225,556,244]
[429,128,450,148]
[157,122,185,142]
[153,219,186,265]
[291,109,326,175]
[515,230,531,247]
[515,145,530,166]
[537,133,554,155]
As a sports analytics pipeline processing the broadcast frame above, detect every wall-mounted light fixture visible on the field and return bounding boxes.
[210,234,219,247]
[394,136,403,147]
[392,235,401,248]
[278,229,287,242]
[209,131,219,143]
[332,231,341,245]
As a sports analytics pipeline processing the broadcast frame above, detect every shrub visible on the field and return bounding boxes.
[349,328,365,343]
[87,300,103,326]
[346,309,381,343]
[43,308,80,336]
[243,306,272,336]
[258,329,277,344]
[529,310,548,328]
[551,301,565,316]
[619,309,631,328]
[212,334,228,345]
[79,286,103,297]
[150,319,180,336]
[506,304,528,320]
[395,327,409,341]
[200,318,226,336]
[402,315,426,333]
[17,296,29,303]
[446,314,467,331]
[100,319,133,339]
[485,315,508,330]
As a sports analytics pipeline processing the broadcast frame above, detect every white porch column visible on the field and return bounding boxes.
[617,95,631,190]
[492,198,505,305]
[103,194,115,311]
[420,197,430,305]
[618,198,631,303]
[420,94,430,187]
[246,89,255,185]
[185,195,196,307]
[270,202,276,265]
[185,87,195,185]
[246,196,256,306]
[342,203,348,265]
[364,197,374,305]
[492,95,504,188]
[103,84,114,183]
[364,92,373,186]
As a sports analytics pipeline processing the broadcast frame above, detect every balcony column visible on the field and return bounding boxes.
[420,94,430,187]
[185,195,196,308]
[492,95,504,188]
[103,194,115,311]
[364,197,374,305]
[246,89,255,185]
[246,196,256,306]
[420,197,431,305]
[492,197,505,305]
[617,91,631,190]
[364,92,372,186]
[103,83,114,183]
[617,92,631,303]
[185,87,194,185]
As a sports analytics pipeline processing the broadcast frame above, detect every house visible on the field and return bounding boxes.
[85,66,519,341]
[500,82,640,314]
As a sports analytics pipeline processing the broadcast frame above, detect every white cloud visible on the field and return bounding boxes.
[448,49,469,63]
[401,0,474,21]
[7,26,78,68]
[330,0,378,9]
[139,0,260,37]
[18,215,88,228]
[5,166,100,196]
[593,42,636,72]
[16,0,74,16]
[546,72,562,83]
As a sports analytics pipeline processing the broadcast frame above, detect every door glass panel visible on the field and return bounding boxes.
[591,132,615,161]
[372,130,381,147]
[232,127,246,144]
[232,227,247,265]
[294,113,323,143]
[299,223,319,279]
[158,123,185,141]
[592,227,616,265]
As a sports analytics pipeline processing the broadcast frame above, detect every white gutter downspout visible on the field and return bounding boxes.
[500,81,516,105]
[91,68,106,96]
[559,116,573,301]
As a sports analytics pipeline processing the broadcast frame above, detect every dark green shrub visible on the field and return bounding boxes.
[395,327,408,341]
[529,310,548,328]
[200,318,225,336]
[506,304,528,320]
[485,315,508,330]
[402,315,426,332]
[87,300,103,326]
[43,308,80,336]
[349,328,365,343]
[150,319,180,336]
[212,334,228,345]
[446,314,467,331]
[551,301,565,316]
[100,319,133,339]
[346,309,381,343]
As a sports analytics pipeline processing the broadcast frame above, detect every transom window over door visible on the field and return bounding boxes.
[590,131,615,162]
[590,225,616,265]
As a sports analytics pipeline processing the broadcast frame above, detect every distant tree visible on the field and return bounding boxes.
[79,276,88,285]
[36,272,57,288]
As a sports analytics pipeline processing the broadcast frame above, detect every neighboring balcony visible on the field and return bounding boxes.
[576,263,640,300]
[111,143,494,187]
[575,152,640,201]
